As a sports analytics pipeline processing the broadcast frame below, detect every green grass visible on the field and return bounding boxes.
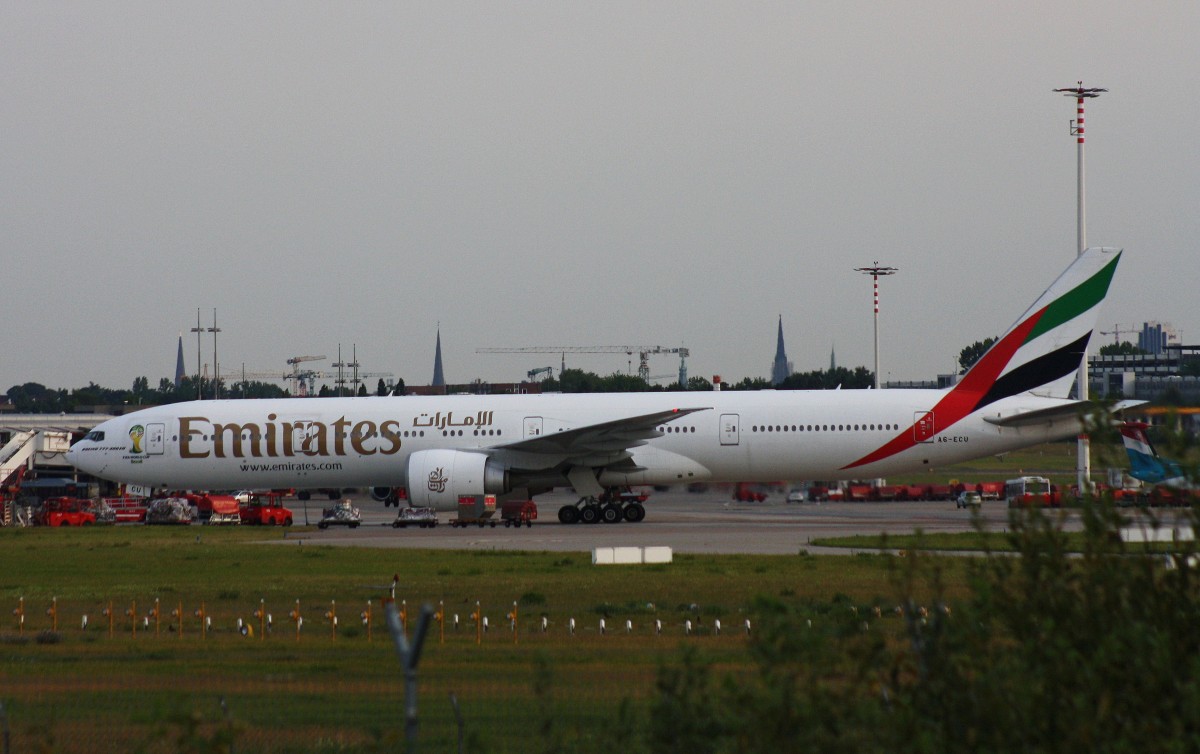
[0,525,959,753]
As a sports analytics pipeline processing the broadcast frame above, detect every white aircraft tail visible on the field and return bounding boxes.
[844,247,1121,472]
[957,246,1122,406]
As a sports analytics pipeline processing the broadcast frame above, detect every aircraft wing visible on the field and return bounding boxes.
[495,407,711,457]
[982,399,1147,428]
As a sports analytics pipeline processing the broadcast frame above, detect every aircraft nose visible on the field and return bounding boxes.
[66,436,97,474]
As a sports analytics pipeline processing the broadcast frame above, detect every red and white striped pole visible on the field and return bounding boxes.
[854,264,897,389]
[1075,89,1087,257]
[1055,82,1106,496]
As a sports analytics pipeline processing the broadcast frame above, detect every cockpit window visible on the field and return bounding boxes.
[84,431,105,442]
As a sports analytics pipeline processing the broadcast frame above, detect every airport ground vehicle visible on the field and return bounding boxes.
[451,494,499,528]
[206,495,242,525]
[732,483,768,503]
[102,496,148,523]
[144,497,195,525]
[956,490,982,509]
[0,467,27,527]
[238,492,293,526]
[391,506,438,528]
[500,500,537,528]
[317,499,361,529]
[1006,476,1060,508]
[34,497,96,526]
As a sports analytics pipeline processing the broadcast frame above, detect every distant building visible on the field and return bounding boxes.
[771,316,792,386]
[1138,321,1181,355]
[1090,345,1200,403]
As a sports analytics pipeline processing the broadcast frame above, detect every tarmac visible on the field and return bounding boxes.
[274,489,1084,555]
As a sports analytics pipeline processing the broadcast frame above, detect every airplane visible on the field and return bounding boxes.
[69,246,1123,525]
[1119,421,1196,490]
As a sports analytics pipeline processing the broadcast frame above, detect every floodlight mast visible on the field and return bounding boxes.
[1054,81,1106,495]
[853,264,898,389]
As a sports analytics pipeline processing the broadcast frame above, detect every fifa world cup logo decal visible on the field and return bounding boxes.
[128,425,145,454]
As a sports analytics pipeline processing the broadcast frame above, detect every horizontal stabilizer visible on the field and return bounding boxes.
[982,401,1089,427]
[983,399,1147,428]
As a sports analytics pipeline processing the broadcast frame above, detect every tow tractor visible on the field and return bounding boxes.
[391,506,438,529]
[34,497,96,527]
[239,492,294,526]
[318,499,361,529]
[557,487,648,525]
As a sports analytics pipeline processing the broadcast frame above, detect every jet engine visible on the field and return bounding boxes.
[406,449,509,510]
[370,486,406,507]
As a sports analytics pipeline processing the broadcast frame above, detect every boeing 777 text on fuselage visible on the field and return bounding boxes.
[69,247,1123,524]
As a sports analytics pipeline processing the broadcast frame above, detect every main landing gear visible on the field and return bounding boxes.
[557,487,647,525]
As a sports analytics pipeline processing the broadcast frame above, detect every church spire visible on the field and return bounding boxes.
[432,326,445,387]
[174,333,186,388]
[771,315,791,386]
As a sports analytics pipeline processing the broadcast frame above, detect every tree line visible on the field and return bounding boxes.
[6,365,883,413]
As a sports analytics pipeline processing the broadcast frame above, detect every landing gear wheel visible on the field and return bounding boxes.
[601,504,622,524]
[624,503,646,523]
[580,505,600,524]
[558,506,580,524]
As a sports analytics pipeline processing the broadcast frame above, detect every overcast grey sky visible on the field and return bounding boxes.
[3,2,1196,393]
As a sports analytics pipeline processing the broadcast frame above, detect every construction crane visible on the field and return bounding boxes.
[350,372,396,395]
[527,367,554,381]
[479,346,690,385]
[285,356,327,397]
[1099,324,1137,346]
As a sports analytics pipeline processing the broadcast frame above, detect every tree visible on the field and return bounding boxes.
[958,336,997,373]
[1098,340,1145,356]
[777,366,874,390]
[7,382,68,413]
[727,377,773,391]
[227,380,289,399]
[376,378,388,396]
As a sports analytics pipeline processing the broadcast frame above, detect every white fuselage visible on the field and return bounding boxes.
[67,389,1080,497]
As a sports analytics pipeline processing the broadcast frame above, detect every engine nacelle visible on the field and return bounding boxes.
[406,449,509,510]
[370,486,396,502]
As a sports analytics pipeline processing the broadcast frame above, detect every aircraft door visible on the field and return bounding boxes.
[523,417,543,439]
[913,411,936,443]
[720,414,740,446]
[146,423,165,455]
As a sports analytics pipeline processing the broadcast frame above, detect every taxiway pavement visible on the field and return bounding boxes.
[276,490,1080,555]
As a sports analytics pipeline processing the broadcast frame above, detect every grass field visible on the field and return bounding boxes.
[0,442,1169,751]
[0,525,966,753]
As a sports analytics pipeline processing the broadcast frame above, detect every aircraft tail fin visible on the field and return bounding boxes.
[956,247,1122,407]
[1120,421,1177,485]
[843,248,1122,471]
